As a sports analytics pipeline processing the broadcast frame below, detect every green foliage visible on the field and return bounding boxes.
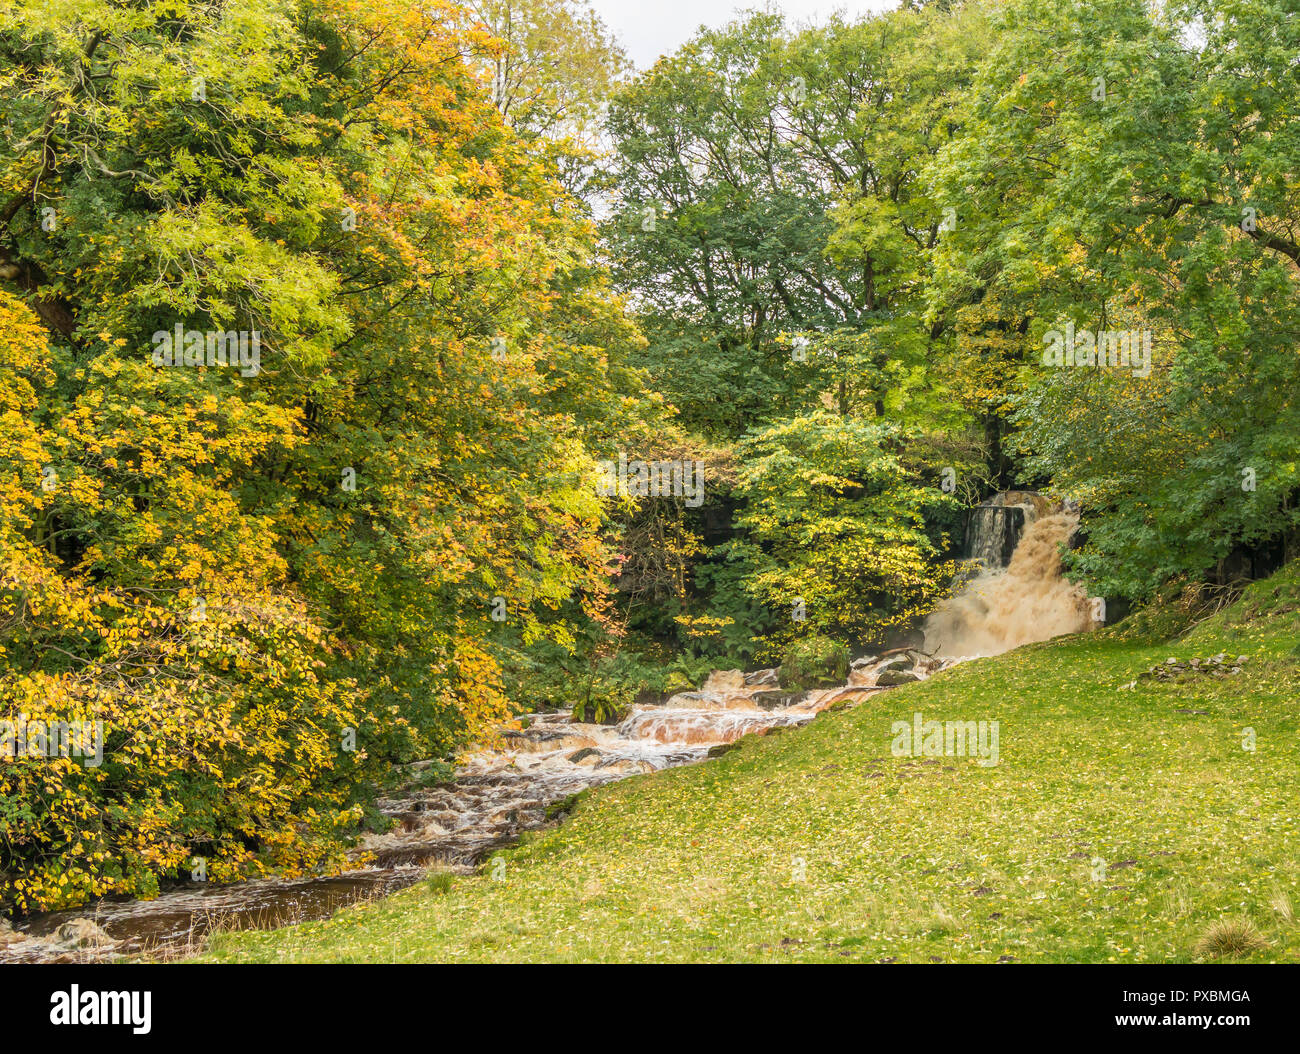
[606,0,1300,617]
[601,6,989,440]
[682,558,781,665]
[477,0,631,163]
[510,640,641,724]
[512,641,753,721]
[594,3,1010,662]
[930,0,1300,598]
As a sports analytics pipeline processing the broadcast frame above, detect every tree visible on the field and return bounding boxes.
[471,0,630,196]
[474,0,629,142]
[729,411,958,652]
[602,5,991,438]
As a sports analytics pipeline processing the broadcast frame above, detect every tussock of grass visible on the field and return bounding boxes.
[425,871,454,896]
[1193,918,1270,960]
[199,563,1300,964]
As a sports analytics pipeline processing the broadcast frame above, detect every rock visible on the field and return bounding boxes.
[510,731,597,754]
[487,807,522,825]
[55,918,114,949]
[595,758,655,774]
[719,693,765,710]
[810,687,876,712]
[850,655,879,671]
[874,656,912,675]
[875,669,921,687]
[743,668,779,687]
[662,691,725,709]
[703,669,746,693]
[751,690,802,711]
[566,747,602,765]
[1140,652,1250,683]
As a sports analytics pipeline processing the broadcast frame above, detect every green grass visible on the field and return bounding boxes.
[199,565,1300,963]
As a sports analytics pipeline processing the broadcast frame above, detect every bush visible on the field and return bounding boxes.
[779,636,850,690]
[513,646,649,725]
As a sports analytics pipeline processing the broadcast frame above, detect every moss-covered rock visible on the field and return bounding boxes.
[778,636,850,690]
[545,791,586,822]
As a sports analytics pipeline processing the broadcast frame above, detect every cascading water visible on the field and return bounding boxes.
[923,505,1095,658]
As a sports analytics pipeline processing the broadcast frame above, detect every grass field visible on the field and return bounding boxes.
[199,566,1300,963]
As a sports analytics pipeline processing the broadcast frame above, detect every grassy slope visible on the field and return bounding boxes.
[201,566,1300,963]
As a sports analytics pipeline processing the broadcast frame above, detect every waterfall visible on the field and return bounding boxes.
[964,491,1055,570]
[923,505,1095,658]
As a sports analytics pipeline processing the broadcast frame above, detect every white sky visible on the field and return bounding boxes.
[587,0,899,69]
